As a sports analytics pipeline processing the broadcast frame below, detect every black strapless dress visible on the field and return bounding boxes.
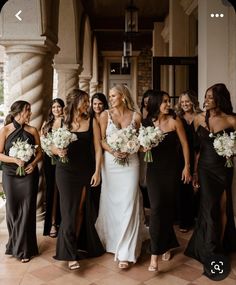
[54,118,104,261]
[2,120,39,260]
[185,126,236,263]
[43,125,62,236]
[146,128,180,254]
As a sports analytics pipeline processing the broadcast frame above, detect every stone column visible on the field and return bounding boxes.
[79,75,91,95]
[54,64,80,102]
[3,43,57,220]
[89,81,98,97]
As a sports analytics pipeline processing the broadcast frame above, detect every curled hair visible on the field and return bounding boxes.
[110,84,135,111]
[146,90,176,123]
[90,92,109,118]
[5,100,30,125]
[175,90,202,118]
[140,89,153,115]
[41,98,65,135]
[64,89,89,130]
[205,83,233,129]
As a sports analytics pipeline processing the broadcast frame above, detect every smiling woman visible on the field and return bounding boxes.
[0,100,42,263]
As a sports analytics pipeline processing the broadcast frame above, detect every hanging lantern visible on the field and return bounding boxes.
[123,40,132,57]
[125,2,138,34]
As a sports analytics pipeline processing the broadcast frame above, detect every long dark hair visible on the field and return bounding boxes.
[41,98,65,135]
[64,89,89,130]
[5,100,30,126]
[140,89,153,115]
[146,90,176,123]
[90,93,109,118]
[205,83,233,129]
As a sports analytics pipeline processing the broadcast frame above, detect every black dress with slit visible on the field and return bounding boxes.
[185,126,236,263]
[2,120,39,260]
[145,123,180,254]
[54,118,105,261]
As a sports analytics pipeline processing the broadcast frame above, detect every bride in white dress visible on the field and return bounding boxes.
[95,84,146,269]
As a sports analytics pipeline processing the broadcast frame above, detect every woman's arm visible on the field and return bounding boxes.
[90,118,102,187]
[0,126,23,166]
[25,127,43,174]
[100,110,113,154]
[175,117,191,183]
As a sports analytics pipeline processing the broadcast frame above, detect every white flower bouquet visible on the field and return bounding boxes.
[138,125,166,162]
[209,131,236,167]
[9,138,37,176]
[106,126,140,166]
[40,133,57,165]
[51,127,78,163]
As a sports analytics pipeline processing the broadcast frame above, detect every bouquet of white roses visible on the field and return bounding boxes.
[138,125,166,162]
[9,138,37,176]
[51,127,78,163]
[40,133,57,165]
[106,126,140,166]
[209,130,236,167]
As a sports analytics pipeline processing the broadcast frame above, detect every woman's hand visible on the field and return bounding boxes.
[139,146,151,152]
[112,151,128,159]
[90,172,101,187]
[25,162,36,174]
[51,145,67,157]
[15,158,24,167]
[192,172,200,191]
[181,166,192,184]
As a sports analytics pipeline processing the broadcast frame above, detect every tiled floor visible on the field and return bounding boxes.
[0,218,236,285]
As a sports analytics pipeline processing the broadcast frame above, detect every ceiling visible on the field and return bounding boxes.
[80,0,169,52]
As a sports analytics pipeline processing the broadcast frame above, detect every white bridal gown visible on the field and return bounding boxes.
[95,111,146,263]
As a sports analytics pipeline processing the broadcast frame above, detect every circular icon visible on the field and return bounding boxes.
[204,254,230,281]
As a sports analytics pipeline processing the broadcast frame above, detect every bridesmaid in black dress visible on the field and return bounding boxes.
[185,83,236,273]
[175,90,202,232]
[41,98,64,237]
[89,93,108,217]
[143,90,191,272]
[53,89,104,270]
[0,101,42,263]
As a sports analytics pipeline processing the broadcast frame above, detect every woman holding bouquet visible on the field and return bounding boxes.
[41,98,65,238]
[0,100,42,263]
[53,89,104,270]
[185,83,236,274]
[143,90,191,272]
[90,93,109,216]
[95,84,146,269]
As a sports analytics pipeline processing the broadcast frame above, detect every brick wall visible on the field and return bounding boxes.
[137,48,152,109]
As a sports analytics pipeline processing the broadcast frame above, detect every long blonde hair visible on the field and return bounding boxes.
[110,84,136,111]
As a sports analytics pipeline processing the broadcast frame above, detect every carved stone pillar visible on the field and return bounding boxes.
[79,75,91,95]
[4,43,57,220]
[90,81,98,97]
[54,64,80,102]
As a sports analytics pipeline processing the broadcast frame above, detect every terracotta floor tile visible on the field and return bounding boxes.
[95,272,140,285]
[167,263,203,281]
[30,264,68,282]
[144,273,189,285]
[74,263,115,282]
[45,272,92,285]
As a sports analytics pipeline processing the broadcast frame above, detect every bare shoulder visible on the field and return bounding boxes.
[100,110,109,120]
[25,125,39,136]
[134,111,142,122]
[0,125,8,137]
[226,114,236,128]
